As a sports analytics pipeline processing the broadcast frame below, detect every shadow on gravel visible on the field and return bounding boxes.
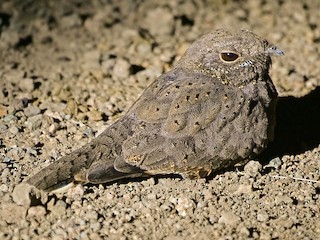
[261,86,320,161]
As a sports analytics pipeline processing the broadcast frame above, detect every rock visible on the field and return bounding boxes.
[28,206,47,217]
[87,110,103,121]
[218,211,241,227]
[48,123,60,134]
[12,183,33,206]
[257,213,269,222]
[244,160,262,178]
[143,7,174,37]
[175,196,195,217]
[3,114,17,122]
[82,49,101,71]
[0,105,7,117]
[64,99,78,116]
[8,125,19,135]
[234,184,253,195]
[12,183,48,206]
[0,124,8,131]
[60,13,81,28]
[25,114,43,130]
[0,184,8,193]
[275,195,293,205]
[238,225,250,236]
[264,157,283,169]
[112,58,130,79]
[24,105,41,117]
[0,203,28,224]
[86,210,98,220]
[67,184,85,200]
[48,200,67,217]
[18,78,34,92]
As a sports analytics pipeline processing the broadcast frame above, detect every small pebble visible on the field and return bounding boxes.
[64,99,78,116]
[175,196,195,217]
[28,206,46,217]
[0,184,8,192]
[24,105,41,117]
[12,183,33,206]
[67,185,85,200]
[3,114,16,122]
[275,195,293,205]
[238,226,250,236]
[244,160,262,178]
[0,105,7,117]
[8,125,19,135]
[49,200,67,217]
[113,58,130,79]
[0,203,28,224]
[19,78,34,92]
[25,114,43,130]
[234,184,253,195]
[218,211,241,227]
[257,213,269,222]
[264,157,283,169]
[0,124,8,131]
[60,13,81,28]
[48,123,59,134]
[87,110,103,121]
[143,7,174,37]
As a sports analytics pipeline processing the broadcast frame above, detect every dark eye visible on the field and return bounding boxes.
[220,52,239,62]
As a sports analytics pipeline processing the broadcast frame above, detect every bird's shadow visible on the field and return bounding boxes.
[260,85,320,162]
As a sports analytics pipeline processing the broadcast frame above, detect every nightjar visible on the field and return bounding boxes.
[27,29,283,190]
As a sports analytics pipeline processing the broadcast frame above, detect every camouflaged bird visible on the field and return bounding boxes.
[27,29,283,191]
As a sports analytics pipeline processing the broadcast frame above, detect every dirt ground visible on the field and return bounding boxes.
[0,0,320,239]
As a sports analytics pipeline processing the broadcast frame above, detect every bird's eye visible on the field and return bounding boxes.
[220,52,239,62]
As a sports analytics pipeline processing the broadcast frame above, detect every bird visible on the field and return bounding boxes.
[26,29,283,191]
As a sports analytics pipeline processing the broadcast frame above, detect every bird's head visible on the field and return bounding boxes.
[177,29,283,87]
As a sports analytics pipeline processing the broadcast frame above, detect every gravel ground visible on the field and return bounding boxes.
[0,0,320,239]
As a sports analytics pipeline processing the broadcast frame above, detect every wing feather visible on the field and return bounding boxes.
[121,69,241,173]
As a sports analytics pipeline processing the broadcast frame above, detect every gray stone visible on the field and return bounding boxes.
[24,105,41,117]
[244,160,263,178]
[218,211,241,227]
[25,114,43,130]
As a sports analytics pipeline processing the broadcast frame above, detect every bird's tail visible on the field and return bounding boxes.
[26,138,104,191]
[26,117,138,191]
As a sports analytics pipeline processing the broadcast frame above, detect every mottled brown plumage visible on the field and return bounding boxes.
[27,29,283,191]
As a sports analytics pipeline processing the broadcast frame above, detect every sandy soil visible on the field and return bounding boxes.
[0,0,320,239]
